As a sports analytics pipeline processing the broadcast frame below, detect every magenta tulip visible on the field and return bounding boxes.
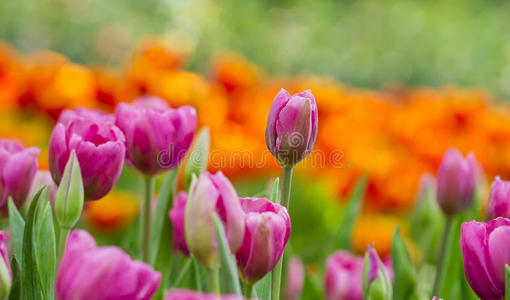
[26,170,57,205]
[164,289,251,300]
[235,197,291,282]
[436,148,476,216]
[285,257,305,300]
[56,230,161,300]
[486,177,510,220]
[49,116,125,200]
[169,191,189,255]
[185,171,245,268]
[0,140,39,215]
[460,217,510,300]
[0,230,10,297]
[265,89,318,167]
[58,107,114,126]
[115,96,197,176]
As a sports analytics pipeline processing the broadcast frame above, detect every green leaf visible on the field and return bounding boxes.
[332,176,366,251]
[34,200,56,300]
[270,178,279,203]
[391,227,418,300]
[8,257,20,300]
[191,256,204,291]
[21,186,46,300]
[213,214,242,295]
[184,127,210,189]
[169,256,192,289]
[254,273,272,300]
[505,264,510,300]
[301,270,324,300]
[8,198,25,266]
[435,217,462,299]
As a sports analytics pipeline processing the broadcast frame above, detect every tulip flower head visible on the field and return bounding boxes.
[325,251,370,300]
[164,289,251,300]
[265,89,318,167]
[0,139,39,215]
[285,257,305,300]
[235,197,291,282]
[185,171,245,268]
[58,107,114,126]
[460,217,510,300]
[486,177,510,220]
[362,246,392,300]
[56,230,161,300]
[49,114,126,201]
[115,96,197,176]
[436,149,476,216]
[169,191,189,255]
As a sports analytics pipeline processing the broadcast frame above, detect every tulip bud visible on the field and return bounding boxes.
[184,128,210,189]
[362,246,392,300]
[169,191,189,255]
[486,177,510,220]
[284,257,305,300]
[432,297,443,300]
[55,151,84,229]
[0,231,10,299]
[436,148,476,216]
[235,197,291,282]
[265,89,318,167]
[185,172,245,268]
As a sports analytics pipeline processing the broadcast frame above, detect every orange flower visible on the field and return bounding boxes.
[351,214,403,257]
[85,190,139,231]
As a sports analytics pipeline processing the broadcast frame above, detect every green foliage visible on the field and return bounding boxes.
[184,128,211,190]
[8,198,25,266]
[8,258,20,300]
[213,214,242,295]
[391,227,419,300]
[34,198,56,300]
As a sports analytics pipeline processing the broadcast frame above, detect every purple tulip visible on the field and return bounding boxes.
[0,140,39,215]
[324,251,393,300]
[26,170,57,205]
[265,89,318,167]
[432,297,443,300]
[169,191,189,255]
[58,107,114,126]
[285,257,305,300]
[115,96,197,176]
[460,217,510,300]
[235,197,290,282]
[436,148,476,216]
[164,289,251,300]
[185,171,245,268]
[486,177,510,220]
[56,230,161,300]
[49,116,126,201]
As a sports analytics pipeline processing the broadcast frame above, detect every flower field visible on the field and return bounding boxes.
[1,6,510,298]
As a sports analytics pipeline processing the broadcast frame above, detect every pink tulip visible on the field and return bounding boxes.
[164,289,252,300]
[486,177,510,220]
[56,230,161,300]
[235,197,291,282]
[26,170,57,205]
[0,231,10,277]
[265,89,318,167]
[58,107,114,126]
[115,96,197,176]
[49,116,126,200]
[285,257,305,300]
[0,140,39,215]
[169,191,189,255]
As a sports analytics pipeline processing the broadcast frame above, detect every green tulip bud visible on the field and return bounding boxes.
[363,246,392,300]
[55,151,84,229]
[184,127,210,189]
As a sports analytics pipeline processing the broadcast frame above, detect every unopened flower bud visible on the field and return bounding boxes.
[362,246,392,300]
[55,151,84,229]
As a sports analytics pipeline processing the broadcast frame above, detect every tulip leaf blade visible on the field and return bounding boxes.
[391,226,418,300]
[270,178,279,203]
[8,198,25,266]
[213,213,242,295]
[254,273,272,300]
[34,198,56,300]
[21,186,46,300]
[505,264,510,300]
[435,217,462,299]
[8,257,20,300]
[184,127,210,190]
[333,176,366,251]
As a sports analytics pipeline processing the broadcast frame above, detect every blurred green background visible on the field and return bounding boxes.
[1,0,510,97]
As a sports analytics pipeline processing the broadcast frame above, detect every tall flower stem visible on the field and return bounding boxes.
[271,165,294,300]
[432,216,452,296]
[58,227,71,259]
[141,176,154,263]
[207,267,220,294]
[245,282,255,298]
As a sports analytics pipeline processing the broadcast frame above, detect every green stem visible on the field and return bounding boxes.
[432,216,452,296]
[245,282,255,298]
[271,165,294,300]
[207,267,220,294]
[141,176,154,263]
[58,227,71,259]
[505,264,510,300]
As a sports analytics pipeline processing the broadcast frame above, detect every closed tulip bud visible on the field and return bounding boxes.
[49,114,126,201]
[285,257,305,300]
[235,197,290,282]
[486,177,510,220]
[265,89,318,167]
[55,151,84,229]
[0,231,11,299]
[0,140,39,215]
[56,230,161,300]
[164,289,251,300]
[184,128,210,189]
[115,96,197,176]
[169,191,189,255]
[436,149,476,216]
[460,217,510,299]
[362,246,392,300]
[185,172,245,268]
